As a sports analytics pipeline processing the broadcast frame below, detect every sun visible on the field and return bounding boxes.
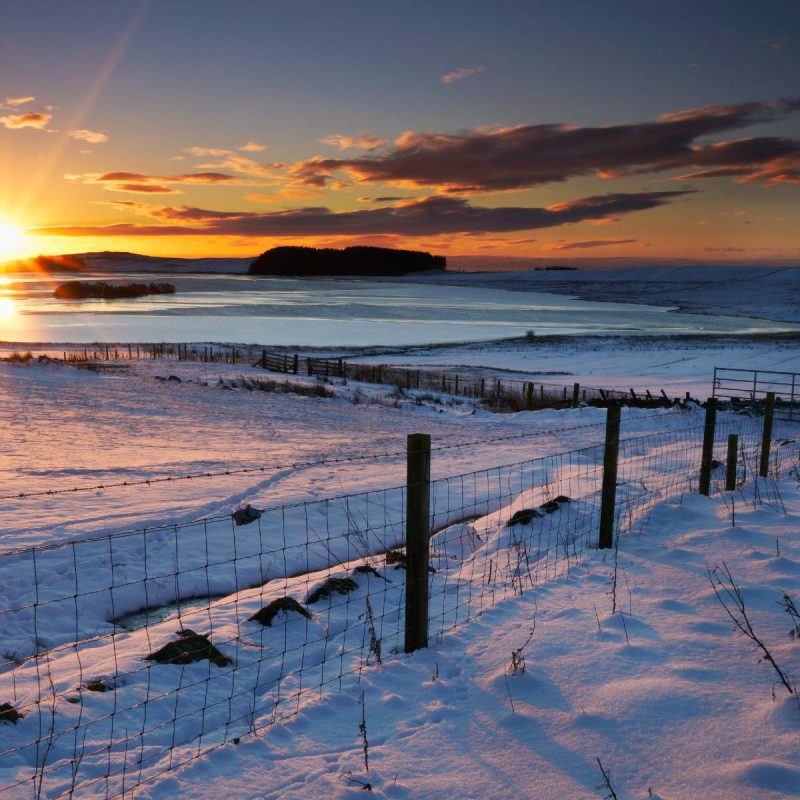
[0,222,25,262]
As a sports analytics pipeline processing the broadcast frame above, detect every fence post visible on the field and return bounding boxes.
[759,391,775,478]
[598,404,621,549]
[699,398,717,496]
[293,354,299,374]
[572,382,580,408]
[405,433,431,653]
[726,434,738,491]
[525,382,534,410]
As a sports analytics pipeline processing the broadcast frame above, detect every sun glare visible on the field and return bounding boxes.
[0,223,25,262]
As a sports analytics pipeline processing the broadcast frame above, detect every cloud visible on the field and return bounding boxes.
[37,190,687,238]
[286,97,800,192]
[68,128,109,144]
[66,170,266,193]
[186,146,233,157]
[239,141,267,152]
[705,246,746,252]
[0,111,52,130]
[758,36,790,52]
[4,96,35,106]
[550,238,638,250]
[440,65,485,84]
[320,133,387,150]
[195,154,276,178]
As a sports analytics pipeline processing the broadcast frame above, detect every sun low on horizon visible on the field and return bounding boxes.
[0,221,27,263]
[0,0,797,267]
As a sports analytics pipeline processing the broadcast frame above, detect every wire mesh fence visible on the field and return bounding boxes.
[272,353,673,410]
[0,411,796,798]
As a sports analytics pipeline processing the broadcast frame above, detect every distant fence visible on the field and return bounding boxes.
[256,350,679,410]
[713,367,799,421]
[0,407,796,799]
[0,343,263,367]
[1,344,685,411]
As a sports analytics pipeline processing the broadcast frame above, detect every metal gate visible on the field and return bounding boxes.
[712,367,798,421]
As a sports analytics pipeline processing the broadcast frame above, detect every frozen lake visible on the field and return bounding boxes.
[0,271,797,345]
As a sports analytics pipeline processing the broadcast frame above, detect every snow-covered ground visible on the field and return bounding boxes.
[143,474,799,800]
[1,261,799,799]
[412,264,800,325]
[0,402,797,799]
[349,333,800,399]
[0,354,716,548]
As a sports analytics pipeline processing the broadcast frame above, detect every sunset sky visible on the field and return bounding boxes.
[1,0,798,263]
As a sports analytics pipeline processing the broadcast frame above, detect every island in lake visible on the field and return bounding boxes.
[249,245,446,277]
[54,281,176,300]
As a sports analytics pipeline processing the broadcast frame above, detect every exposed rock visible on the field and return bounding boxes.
[145,629,231,667]
[306,577,358,604]
[0,703,23,724]
[507,508,543,526]
[232,504,262,526]
[249,597,311,627]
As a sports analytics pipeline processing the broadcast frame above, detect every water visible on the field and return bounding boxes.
[0,271,795,345]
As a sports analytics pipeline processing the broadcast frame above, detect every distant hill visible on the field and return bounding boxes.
[8,254,86,272]
[249,246,446,277]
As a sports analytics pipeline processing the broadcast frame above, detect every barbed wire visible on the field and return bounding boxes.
[0,410,684,502]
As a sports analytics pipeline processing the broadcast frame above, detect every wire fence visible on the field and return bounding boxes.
[0,412,797,798]
[261,351,676,410]
[1,343,677,411]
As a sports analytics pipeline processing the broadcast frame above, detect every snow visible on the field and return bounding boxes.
[1,419,798,799]
[347,333,800,400]
[410,264,800,325]
[0,263,799,798]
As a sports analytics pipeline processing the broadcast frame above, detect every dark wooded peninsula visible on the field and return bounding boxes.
[54,281,176,300]
[249,246,446,277]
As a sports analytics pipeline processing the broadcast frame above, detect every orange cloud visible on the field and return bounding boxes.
[68,128,109,144]
[65,170,267,193]
[440,65,485,84]
[0,111,52,130]
[286,96,800,193]
[37,191,687,238]
[320,133,386,150]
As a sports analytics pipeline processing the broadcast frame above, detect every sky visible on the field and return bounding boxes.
[0,0,799,263]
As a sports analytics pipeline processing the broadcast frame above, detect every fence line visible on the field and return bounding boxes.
[257,349,680,411]
[0,344,682,410]
[0,411,796,798]
[2,413,684,503]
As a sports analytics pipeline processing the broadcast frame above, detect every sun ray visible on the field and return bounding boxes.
[0,222,25,263]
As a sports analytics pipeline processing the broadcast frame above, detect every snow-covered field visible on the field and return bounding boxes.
[0,384,797,798]
[147,474,799,800]
[1,264,799,799]
[414,264,800,325]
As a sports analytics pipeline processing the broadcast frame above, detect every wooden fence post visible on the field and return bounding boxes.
[293,354,299,374]
[525,382,534,410]
[572,382,580,408]
[726,434,738,491]
[405,433,431,653]
[599,404,621,549]
[699,398,717,496]
[759,391,775,478]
